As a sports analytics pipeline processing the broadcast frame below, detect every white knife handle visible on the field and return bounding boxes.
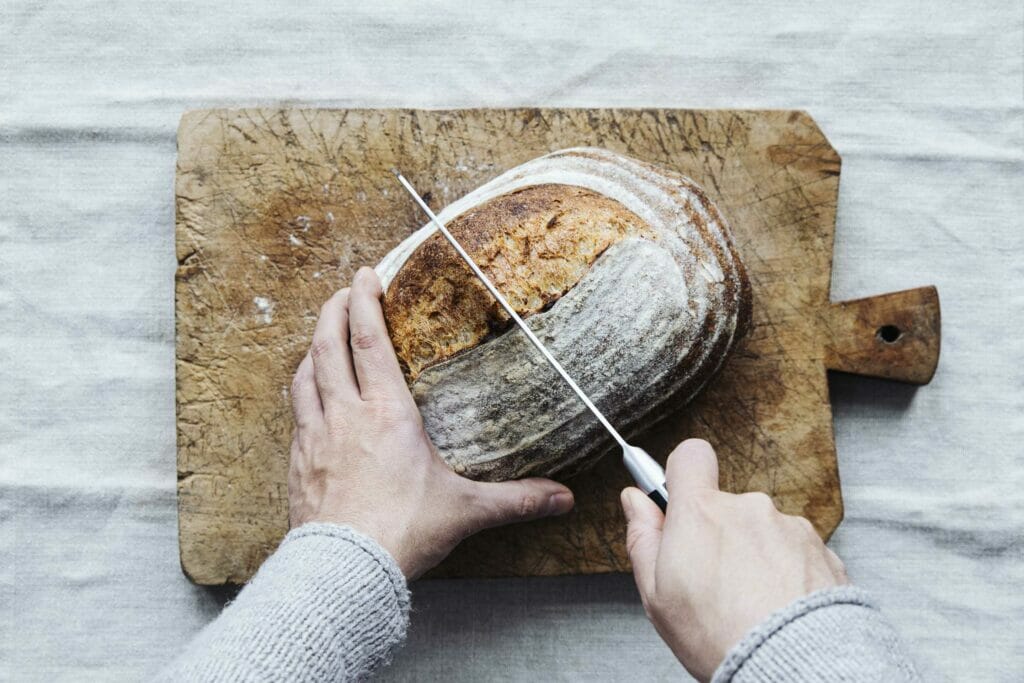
[623,445,669,512]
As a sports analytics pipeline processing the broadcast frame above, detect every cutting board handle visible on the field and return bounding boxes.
[824,286,940,385]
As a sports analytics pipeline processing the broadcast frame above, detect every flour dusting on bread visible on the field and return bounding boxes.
[376,148,751,481]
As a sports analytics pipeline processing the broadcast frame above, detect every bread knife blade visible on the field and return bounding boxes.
[393,171,669,512]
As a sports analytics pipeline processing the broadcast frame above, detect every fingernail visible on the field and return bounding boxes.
[546,491,574,516]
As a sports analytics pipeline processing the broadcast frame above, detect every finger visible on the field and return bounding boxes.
[665,438,720,493]
[622,487,663,599]
[464,478,574,532]
[310,288,359,405]
[824,547,850,584]
[347,267,410,402]
[290,353,324,429]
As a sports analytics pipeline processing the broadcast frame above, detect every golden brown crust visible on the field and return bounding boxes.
[376,148,752,483]
[383,184,655,379]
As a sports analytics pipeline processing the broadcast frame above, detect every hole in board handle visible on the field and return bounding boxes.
[876,325,903,344]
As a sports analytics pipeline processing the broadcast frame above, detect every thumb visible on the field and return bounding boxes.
[466,478,574,531]
[666,438,720,493]
[622,487,664,599]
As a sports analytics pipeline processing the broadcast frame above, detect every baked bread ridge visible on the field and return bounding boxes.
[383,184,656,380]
[413,238,699,481]
[376,148,751,481]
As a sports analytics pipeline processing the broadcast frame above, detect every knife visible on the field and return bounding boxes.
[393,171,670,512]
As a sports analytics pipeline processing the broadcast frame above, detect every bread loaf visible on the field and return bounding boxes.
[376,148,751,481]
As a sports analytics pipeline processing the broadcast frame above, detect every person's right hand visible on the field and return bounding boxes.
[621,439,849,682]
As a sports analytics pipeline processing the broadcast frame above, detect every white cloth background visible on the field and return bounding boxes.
[1,1,1021,680]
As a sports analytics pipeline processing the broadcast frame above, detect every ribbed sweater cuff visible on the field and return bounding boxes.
[273,523,412,676]
[162,523,410,682]
[711,586,920,683]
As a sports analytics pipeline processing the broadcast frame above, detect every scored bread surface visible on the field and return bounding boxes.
[376,148,751,481]
[383,185,655,380]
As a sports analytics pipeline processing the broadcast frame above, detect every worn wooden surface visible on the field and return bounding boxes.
[175,108,940,584]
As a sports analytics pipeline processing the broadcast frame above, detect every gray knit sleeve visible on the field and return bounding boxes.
[160,523,410,682]
[711,586,920,683]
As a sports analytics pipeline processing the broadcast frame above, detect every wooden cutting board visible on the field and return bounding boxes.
[175,108,940,584]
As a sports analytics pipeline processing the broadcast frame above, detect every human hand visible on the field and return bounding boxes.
[289,267,575,579]
[621,439,848,682]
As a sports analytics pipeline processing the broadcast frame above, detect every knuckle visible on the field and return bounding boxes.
[323,288,349,312]
[794,515,817,535]
[350,327,379,351]
[835,561,849,580]
[516,487,542,519]
[310,335,334,360]
[290,373,309,398]
[742,491,776,511]
[481,481,543,522]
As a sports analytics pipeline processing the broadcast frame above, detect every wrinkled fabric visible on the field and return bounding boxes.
[0,1,1021,681]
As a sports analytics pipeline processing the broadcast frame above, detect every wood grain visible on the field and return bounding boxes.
[175,108,940,584]
[826,287,940,384]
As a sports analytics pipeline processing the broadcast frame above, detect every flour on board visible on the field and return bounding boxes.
[253,296,275,324]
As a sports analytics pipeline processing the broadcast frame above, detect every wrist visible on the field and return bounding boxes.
[711,586,879,683]
[294,513,413,576]
[286,521,411,579]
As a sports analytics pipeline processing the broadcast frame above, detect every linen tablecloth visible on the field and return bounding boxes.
[1,2,1021,680]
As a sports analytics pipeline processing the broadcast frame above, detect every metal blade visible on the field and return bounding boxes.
[393,171,630,452]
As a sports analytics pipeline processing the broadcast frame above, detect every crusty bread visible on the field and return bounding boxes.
[377,148,751,481]
[383,184,655,379]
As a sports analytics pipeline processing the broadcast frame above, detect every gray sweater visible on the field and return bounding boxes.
[162,523,920,682]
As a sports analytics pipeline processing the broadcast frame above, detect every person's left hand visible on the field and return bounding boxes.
[289,267,575,579]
